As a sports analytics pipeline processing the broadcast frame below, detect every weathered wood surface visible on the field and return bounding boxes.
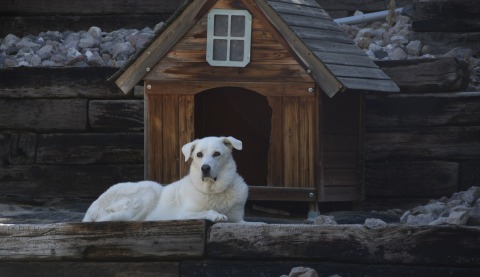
[0,0,178,36]
[0,220,206,261]
[0,67,122,99]
[0,164,143,199]
[89,100,144,131]
[366,126,480,161]
[365,161,458,198]
[0,262,179,277]
[182,260,480,277]
[37,133,143,165]
[208,223,480,266]
[0,132,37,166]
[411,31,480,55]
[1,0,180,14]
[0,99,88,131]
[317,0,411,13]
[412,0,480,32]
[366,92,480,128]
[375,58,469,93]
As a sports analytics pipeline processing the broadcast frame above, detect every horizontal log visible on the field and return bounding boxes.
[412,0,480,32]
[366,126,480,161]
[0,132,37,166]
[182,260,480,277]
[366,93,480,128]
[37,133,143,165]
[248,187,316,202]
[0,220,206,261]
[208,224,480,266]
[1,0,180,15]
[316,0,411,13]
[0,99,87,131]
[365,161,458,198]
[411,32,480,55]
[0,67,123,99]
[375,58,469,93]
[89,100,144,131]
[0,15,172,37]
[0,164,143,199]
[0,262,179,277]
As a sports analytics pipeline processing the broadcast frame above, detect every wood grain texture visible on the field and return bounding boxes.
[0,67,121,99]
[208,223,480,266]
[0,262,179,277]
[89,100,144,131]
[0,99,87,131]
[376,58,469,93]
[37,133,144,165]
[0,220,206,261]
[365,161,459,198]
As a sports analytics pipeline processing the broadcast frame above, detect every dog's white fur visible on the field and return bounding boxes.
[82,136,248,223]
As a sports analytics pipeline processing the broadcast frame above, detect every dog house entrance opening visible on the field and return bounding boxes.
[195,87,272,186]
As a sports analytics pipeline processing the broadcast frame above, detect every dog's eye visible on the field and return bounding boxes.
[213,151,221,157]
[196,152,203,158]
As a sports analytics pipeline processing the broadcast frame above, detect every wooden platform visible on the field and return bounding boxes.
[0,220,479,276]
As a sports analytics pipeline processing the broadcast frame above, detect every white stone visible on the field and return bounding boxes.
[364,218,388,228]
[406,40,422,56]
[313,215,337,225]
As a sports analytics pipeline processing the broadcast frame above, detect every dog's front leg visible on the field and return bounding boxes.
[185,210,228,222]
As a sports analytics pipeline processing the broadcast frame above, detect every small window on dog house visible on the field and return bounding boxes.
[206,9,252,67]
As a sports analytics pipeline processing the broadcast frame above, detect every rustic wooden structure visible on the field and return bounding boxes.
[0,221,479,276]
[113,0,398,206]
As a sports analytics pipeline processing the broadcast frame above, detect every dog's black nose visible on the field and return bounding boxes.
[201,164,211,173]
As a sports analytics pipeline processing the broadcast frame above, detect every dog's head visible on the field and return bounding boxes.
[181,136,242,190]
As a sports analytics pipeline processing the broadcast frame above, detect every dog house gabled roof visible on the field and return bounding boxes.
[112,0,399,97]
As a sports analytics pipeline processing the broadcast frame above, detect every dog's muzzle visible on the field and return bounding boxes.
[201,164,217,182]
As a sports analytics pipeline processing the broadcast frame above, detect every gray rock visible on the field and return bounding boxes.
[374,50,389,59]
[85,50,105,66]
[16,38,41,52]
[406,40,422,56]
[313,215,337,225]
[78,32,98,49]
[467,206,480,226]
[390,34,408,45]
[36,45,53,60]
[66,48,84,65]
[1,34,21,54]
[288,267,319,277]
[127,31,152,49]
[30,54,42,66]
[87,26,102,39]
[461,186,480,206]
[390,47,408,60]
[364,218,388,228]
[110,41,135,59]
[423,202,447,217]
[64,32,80,49]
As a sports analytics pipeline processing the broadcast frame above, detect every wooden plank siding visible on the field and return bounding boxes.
[320,92,362,201]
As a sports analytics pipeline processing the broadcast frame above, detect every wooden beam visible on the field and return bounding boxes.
[412,0,480,32]
[208,223,480,266]
[115,0,216,94]
[375,58,469,93]
[248,186,316,201]
[250,0,344,97]
[0,220,207,261]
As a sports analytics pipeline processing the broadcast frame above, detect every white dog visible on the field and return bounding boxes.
[82,136,248,223]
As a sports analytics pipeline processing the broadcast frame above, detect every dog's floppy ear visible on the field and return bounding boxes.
[181,139,198,162]
[222,136,242,151]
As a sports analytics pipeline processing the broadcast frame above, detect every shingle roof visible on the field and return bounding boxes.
[112,0,399,97]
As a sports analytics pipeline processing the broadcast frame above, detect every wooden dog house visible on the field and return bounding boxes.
[112,0,398,207]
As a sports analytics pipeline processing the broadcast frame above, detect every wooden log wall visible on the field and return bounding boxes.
[0,67,144,201]
[365,90,480,199]
[0,220,479,276]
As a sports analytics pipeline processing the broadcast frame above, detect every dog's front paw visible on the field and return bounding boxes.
[206,211,228,222]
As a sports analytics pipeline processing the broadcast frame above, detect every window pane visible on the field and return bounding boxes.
[230,40,244,61]
[213,39,227,61]
[231,15,245,37]
[214,15,228,36]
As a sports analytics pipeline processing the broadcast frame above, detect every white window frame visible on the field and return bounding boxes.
[206,9,252,67]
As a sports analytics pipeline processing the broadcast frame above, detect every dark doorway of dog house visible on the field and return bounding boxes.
[194,87,272,187]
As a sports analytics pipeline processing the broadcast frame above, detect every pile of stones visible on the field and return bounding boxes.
[0,23,163,68]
